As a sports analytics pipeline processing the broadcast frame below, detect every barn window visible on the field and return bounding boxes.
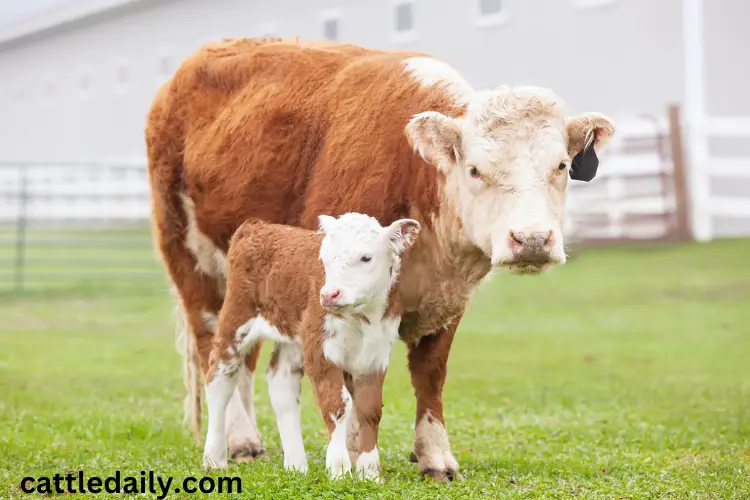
[114,58,131,94]
[116,64,128,84]
[43,75,56,99]
[320,9,341,41]
[474,0,508,27]
[158,54,171,77]
[389,0,417,43]
[78,66,93,101]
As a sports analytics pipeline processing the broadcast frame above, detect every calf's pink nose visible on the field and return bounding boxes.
[320,288,341,304]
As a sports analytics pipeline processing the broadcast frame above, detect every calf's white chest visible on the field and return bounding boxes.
[322,315,401,377]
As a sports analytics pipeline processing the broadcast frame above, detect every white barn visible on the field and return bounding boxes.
[0,0,748,239]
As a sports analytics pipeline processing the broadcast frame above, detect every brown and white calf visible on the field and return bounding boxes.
[202,213,420,479]
[146,37,615,481]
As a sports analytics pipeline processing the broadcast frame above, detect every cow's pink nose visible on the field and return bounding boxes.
[508,230,553,262]
[509,230,552,247]
[320,288,341,305]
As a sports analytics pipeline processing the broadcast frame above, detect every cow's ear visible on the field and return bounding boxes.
[405,111,463,172]
[566,112,615,182]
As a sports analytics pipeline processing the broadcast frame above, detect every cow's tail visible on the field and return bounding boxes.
[173,288,203,442]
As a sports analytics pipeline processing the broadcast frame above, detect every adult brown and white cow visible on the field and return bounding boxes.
[145,37,615,481]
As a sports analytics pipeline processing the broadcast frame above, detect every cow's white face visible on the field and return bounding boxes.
[405,86,615,275]
[318,213,420,313]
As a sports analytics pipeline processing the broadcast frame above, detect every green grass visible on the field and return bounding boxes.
[1,236,749,499]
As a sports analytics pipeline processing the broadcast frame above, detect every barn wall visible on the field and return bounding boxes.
[0,0,746,164]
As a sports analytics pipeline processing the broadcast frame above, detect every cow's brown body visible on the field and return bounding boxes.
[146,38,498,480]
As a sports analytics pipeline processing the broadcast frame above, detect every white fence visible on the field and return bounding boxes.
[0,161,151,224]
[564,116,676,243]
[687,117,750,241]
[565,112,750,244]
[1,112,749,240]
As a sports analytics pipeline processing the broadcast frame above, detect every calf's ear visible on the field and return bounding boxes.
[317,214,338,234]
[385,218,421,254]
[566,112,615,182]
[405,111,463,172]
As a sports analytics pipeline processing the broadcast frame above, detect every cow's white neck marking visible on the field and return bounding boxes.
[322,313,400,378]
[403,57,474,105]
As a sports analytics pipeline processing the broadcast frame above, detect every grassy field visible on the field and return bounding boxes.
[1,236,749,499]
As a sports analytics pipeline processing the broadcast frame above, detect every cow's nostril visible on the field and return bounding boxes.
[544,231,553,245]
[509,231,524,245]
[329,289,340,299]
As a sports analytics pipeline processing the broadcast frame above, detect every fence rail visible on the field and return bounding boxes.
[0,161,160,295]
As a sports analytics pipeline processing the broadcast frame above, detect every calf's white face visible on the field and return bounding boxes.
[317,213,420,313]
[406,86,615,275]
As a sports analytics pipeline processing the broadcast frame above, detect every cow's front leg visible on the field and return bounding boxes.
[349,371,386,482]
[407,318,462,482]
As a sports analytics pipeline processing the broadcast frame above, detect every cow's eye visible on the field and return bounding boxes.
[468,166,481,178]
[558,162,567,171]
[360,255,372,263]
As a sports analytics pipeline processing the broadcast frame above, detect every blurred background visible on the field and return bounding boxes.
[0,0,748,293]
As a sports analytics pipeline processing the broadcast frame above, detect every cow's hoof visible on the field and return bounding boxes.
[421,467,464,482]
[229,443,266,463]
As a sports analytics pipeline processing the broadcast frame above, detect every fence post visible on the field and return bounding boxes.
[682,0,712,242]
[668,105,692,241]
[14,166,29,292]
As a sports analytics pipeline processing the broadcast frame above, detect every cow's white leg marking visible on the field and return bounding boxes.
[413,410,459,475]
[181,194,227,294]
[267,343,307,472]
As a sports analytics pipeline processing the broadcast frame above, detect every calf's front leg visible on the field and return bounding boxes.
[304,344,352,479]
[344,371,387,481]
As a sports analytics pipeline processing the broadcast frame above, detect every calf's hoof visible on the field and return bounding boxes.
[229,442,266,464]
[283,455,309,474]
[326,451,352,480]
[203,456,228,471]
[354,448,382,482]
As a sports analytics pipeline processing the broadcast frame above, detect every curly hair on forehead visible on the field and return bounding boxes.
[468,86,568,136]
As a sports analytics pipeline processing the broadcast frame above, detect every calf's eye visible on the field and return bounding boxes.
[468,166,481,178]
[360,255,372,263]
[558,162,567,171]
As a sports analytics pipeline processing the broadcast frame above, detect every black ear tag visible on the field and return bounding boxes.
[570,145,599,182]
